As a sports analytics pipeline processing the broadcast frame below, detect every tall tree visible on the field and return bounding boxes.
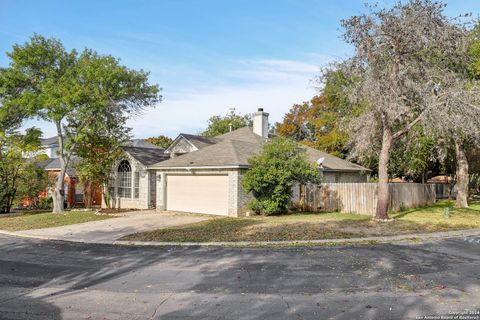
[275,96,349,158]
[332,0,474,219]
[201,109,252,137]
[0,35,160,213]
[145,135,173,148]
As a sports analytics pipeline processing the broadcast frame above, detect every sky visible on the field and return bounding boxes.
[2,0,480,139]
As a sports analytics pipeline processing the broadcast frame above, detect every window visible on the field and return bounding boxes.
[134,172,140,199]
[118,160,132,198]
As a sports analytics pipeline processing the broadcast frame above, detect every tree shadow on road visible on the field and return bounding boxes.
[0,235,479,319]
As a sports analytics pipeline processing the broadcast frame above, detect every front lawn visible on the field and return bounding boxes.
[0,210,115,231]
[122,200,480,242]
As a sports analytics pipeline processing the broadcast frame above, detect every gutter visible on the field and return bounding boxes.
[147,165,249,170]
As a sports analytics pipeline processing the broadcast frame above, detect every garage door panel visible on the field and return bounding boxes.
[166,175,229,216]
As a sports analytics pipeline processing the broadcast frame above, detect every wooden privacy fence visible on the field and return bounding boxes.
[291,183,436,215]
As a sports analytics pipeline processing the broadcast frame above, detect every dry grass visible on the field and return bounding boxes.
[122,200,480,242]
[0,210,116,231]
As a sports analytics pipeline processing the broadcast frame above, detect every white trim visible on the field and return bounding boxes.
[150,165,248,170]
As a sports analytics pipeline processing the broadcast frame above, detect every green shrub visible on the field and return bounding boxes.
[242,137,321,215]
[37,197,53,210]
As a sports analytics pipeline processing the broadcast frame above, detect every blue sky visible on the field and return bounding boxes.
[2,0,480,139]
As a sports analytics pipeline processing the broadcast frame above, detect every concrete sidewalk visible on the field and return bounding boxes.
[11,211,210,243]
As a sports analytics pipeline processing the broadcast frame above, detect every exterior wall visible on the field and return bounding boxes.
[236,168,254,215]
[23,145,59,159]
[108,155,150,210]
[155,168,245,217]
[322,171,368,183]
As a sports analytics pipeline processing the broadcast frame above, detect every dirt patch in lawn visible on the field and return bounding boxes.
[122,200,480,243]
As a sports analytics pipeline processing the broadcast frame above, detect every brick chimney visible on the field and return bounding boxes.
[253,108,269,138]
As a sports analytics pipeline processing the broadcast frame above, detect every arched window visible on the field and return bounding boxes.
[118,160,132,198]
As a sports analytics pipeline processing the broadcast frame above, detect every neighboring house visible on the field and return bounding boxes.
[37,157,103,208]
[112,108,370,216]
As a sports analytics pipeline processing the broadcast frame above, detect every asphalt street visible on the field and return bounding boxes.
[0,234,479,320]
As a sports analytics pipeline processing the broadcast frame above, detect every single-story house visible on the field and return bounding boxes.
[111,108,370,216]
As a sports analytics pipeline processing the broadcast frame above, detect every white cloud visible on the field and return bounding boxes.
[128,57,333,138]
[21,57,334,139]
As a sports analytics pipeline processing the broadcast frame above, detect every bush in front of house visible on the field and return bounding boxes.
[37,197,53,210]
[242,137,321,215]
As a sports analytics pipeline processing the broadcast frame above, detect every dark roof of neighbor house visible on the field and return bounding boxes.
[35,158,56,169]
[41,157,80,176]
[151,127,369,172]
[41,136,59,146]
[127,139,164,149]
[122,147,170,166]
[41,136,161,150]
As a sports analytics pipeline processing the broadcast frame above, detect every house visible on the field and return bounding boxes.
[36,157,103,208]
[111,108,370,216]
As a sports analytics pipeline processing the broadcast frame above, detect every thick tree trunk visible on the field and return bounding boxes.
[52,161,66,213]
[454,138,469,208]
[375,125,393,220]
[83,180,93,209]
[102,183,112,209]
[52,122,67,213]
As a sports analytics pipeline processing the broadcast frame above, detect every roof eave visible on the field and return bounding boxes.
[321,168,372,172]
[149,164,249,170]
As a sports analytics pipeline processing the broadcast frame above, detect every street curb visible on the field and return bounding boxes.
[1,228,479,247]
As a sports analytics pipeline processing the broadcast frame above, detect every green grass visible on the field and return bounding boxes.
[122,200,480,242]
[0,211,116,231]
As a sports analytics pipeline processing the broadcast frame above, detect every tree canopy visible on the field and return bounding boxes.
[275,95,349,158]
[145,135,173,149]
[0,127,43,213]
[201,109,252,137]
[325,0,480,218]
[0,34,161,212]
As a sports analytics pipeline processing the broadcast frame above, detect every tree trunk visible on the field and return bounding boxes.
[52,122,67,213]
[375,125,393,220]
[102,183,112,209]
[83,180,93,209]
[454,138,469,208]
[52,165,66,213]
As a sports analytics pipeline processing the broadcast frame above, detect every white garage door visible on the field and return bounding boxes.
[166,175,229,216]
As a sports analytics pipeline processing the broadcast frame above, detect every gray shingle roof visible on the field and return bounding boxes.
[122,147,170,166]
[151,127,369,172]
[41,136,59,146]
[35,158,56,169]
[128,139,164,149]
[303,146,369,172]
[43,157,80,176]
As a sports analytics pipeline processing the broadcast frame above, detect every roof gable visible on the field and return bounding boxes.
[122,147,170,166]
[165,134,217,154]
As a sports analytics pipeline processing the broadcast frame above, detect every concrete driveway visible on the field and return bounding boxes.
[13,211,209,243]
